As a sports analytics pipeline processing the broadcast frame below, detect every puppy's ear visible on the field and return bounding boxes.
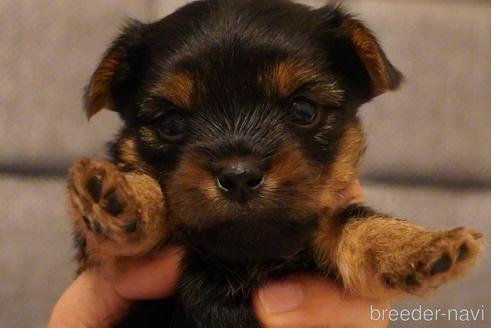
[84,19,147,119]
[320,6,403,99]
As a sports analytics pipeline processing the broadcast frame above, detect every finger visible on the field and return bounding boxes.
[253,274,390,328]
[112,246,183,300]
[49,268,130,328]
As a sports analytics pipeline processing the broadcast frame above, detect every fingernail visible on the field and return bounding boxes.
[258,278,303,314]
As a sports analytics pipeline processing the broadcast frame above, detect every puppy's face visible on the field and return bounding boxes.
[85,0,401,258]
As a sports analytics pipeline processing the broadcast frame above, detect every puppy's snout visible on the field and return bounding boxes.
[216,162,264,202]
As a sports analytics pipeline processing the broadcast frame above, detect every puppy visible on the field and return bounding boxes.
[67,0,483,327]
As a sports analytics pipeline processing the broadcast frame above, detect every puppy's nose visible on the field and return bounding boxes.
[216,162,264,202]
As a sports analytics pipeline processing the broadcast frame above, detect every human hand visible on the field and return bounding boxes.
[253,274,390,328]
[48,247,182,328]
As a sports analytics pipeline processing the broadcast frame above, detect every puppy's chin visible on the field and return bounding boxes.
[176,214,318,262]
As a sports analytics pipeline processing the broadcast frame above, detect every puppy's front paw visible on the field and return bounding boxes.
[68,159,167,269]
[68,159,142,243]
[381,228,483,295]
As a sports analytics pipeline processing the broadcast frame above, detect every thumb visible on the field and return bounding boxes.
[112,246,183,300]
[49,247,183,328]
[252,274,390,328]
[49,268,131,328]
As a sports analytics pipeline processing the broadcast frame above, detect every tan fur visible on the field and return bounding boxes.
[165,152,229,228]
[117,137,143,168]
[269,59,315,97]
[173,153,219,205]
[265,144,320,213]
[154,71,194,109]
[341,18,401,96]
[84,50,121,118]
[314,215,483,300]
[318,120,365,209]
[264,59,344,106]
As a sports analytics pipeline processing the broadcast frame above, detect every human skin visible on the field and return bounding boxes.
[49,180,390,328]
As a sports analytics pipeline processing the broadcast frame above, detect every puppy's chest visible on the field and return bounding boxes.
[174,212,318,262]
[179,247,318,301]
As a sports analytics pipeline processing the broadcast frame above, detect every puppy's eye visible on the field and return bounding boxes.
[289,98,319,127]
[158,114,186,140]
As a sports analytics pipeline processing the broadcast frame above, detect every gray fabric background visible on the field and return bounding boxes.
[0,1,489,327]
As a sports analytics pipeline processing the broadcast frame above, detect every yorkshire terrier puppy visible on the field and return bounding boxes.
[67,0,483,327]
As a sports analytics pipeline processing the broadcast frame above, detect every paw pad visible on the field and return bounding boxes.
[104,190,123,215]
[430,254,452,275]
[124,221,138,233]
[86,175,103,203]
[378,228,482,296]
[457,244,469,262]
[405,273,419,286]
[69,160,143,242]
